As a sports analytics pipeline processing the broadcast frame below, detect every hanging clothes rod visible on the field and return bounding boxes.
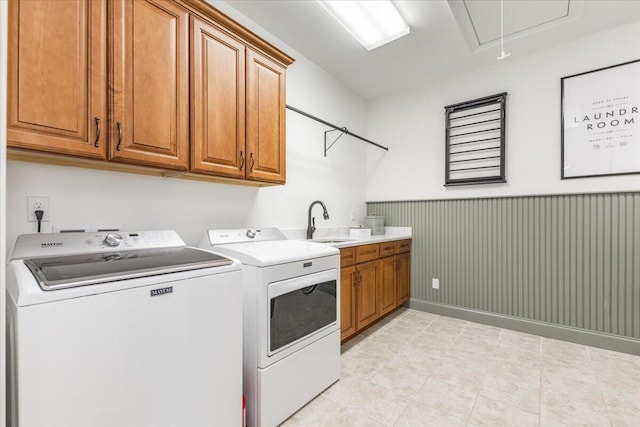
[286,104,389,153]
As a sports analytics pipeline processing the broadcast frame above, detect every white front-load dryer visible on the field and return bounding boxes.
[200,228,341,427]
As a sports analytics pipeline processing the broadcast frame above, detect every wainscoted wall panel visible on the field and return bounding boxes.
[368,192,640,340]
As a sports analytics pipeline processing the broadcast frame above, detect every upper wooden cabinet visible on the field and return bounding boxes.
[110,0,190,170]
[7,0,107,159]
[7,0,293,185]
[190,17,246,178]
[245,49,286,184]
[190,26,286,184]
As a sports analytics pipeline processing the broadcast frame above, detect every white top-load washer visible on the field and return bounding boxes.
[6,230,243,427]
[200,228,341,427]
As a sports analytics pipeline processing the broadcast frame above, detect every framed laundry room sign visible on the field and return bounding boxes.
[561,59,640,179]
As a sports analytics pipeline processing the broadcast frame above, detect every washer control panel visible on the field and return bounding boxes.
[10,230,186,260]
[103,233,123,247]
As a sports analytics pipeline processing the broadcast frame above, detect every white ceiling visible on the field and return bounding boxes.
[224,0,640,100]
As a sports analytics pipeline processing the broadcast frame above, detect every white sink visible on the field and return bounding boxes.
[310,238,352,244]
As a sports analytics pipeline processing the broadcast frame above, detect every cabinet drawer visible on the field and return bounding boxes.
[396,239,411,254]
[340,247,356,267]
[355,244,380,263]
[379,241,397,257]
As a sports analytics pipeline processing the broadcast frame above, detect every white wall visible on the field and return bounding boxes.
[4,2,369,256]
[366,21,640,202]
[0,1,7,425]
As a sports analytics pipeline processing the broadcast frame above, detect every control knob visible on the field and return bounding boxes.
[246,229,256,239]
[104,233,123,247]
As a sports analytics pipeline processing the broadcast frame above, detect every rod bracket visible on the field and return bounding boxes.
[324,127,348,157]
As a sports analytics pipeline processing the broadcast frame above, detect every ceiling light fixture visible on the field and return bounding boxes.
[317,0,410,51]
[497,0,511,60]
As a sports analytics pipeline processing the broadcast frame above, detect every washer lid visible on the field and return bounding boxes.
[23,247,232,291]
[211,240,338,267]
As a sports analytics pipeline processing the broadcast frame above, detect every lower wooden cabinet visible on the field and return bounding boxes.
[396,252,411,306]
[355,260,380,331]
[340,266,356,341]
[379,256,397,316]
[340,239,411,343]
[339,260,382,342]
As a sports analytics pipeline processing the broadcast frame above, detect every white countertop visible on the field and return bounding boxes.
[281,226,412,249]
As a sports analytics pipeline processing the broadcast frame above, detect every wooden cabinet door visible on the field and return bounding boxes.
[380,242,397,258]
[397,239,411,254]
[340,266,357,342]
[356,244,380,263]
[340,247,356,268]
[379,256,397,316]
[246,49,286,184]
[396,252,411,306]
[111,0,189,170]
[356,260,380,331]
[191,17,246,178]
[8,0,107,159]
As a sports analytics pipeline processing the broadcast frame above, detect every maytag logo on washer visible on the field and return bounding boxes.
[150,286,173,297]
[41,242,63,247]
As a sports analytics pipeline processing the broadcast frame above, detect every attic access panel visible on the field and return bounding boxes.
[446,0,582,53]
[445,93,507,186]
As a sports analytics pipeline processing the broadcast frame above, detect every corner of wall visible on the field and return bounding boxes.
[1,0,9,424]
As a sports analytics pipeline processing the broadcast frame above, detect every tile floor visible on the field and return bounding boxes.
[282,308,640,427]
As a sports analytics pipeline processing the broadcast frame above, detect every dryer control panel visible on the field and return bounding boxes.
[206,228,287,246]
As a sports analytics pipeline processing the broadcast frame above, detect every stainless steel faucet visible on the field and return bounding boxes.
[306,200,330,239]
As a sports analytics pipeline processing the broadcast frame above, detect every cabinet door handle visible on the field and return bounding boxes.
[249,152,255,172]
[93,117,100,147]
[116,122,122,151]
[239,151,245,170]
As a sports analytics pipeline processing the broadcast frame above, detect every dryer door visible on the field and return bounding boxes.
[267,269,337,356]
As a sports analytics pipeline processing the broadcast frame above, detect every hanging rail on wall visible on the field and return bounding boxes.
[286,105,389,157]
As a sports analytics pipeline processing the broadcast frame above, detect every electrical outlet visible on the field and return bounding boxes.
[432,278,440,289]
[27,196,50,222]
